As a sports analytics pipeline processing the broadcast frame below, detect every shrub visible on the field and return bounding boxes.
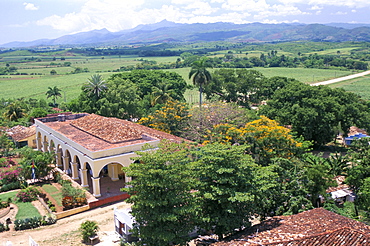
[16,187,41,202]
[0,181,23,192]
[0,166,22,184]
[14,214,56,231]
[80,220,99,243]
[0,222,9,232]
[0,199,9,209]
[61,182,86,209]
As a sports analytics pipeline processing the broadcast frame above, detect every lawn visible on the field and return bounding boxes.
[0,190,41,220]
[40,183,63,207]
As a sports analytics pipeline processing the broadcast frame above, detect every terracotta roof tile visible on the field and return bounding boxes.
[39,113,188,152]
[6,125,36,141]
[70,114,142,143]
[213,208,370,246]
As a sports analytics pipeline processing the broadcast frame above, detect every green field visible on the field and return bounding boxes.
[0,60,354,103]
[328,74,370,100]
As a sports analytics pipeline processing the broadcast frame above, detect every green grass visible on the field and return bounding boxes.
[0,53,359,103]
[41,183,63,207]
[328,74,370,100]
[0,190,41,219]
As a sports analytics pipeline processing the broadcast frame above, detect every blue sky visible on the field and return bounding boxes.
[1,0,370,45]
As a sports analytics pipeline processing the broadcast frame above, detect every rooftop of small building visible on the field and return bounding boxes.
[212,208,370,246]
[6,125,36,141]
[36,113,187,152]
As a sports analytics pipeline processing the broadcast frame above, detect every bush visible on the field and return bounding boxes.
[0,222,9,232]
[61,182,87,209]
[16,187,41,202]
[0,181,23,192]
[14,214,56,231]
[80,220,99,243]
[0,199,9,209]
[0,166,22,184]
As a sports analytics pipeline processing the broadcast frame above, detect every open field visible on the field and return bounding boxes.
[0,60,354,103]
[328,74,370,99]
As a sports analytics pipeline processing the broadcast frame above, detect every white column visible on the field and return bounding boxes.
[36,135,42,151]
[56,150,63,168]
[71,162,79,180]
[80,169,89,187]
[63,156,70,173]
[43,141,49,152]
[110,164,119,181]
[91,177,101,198]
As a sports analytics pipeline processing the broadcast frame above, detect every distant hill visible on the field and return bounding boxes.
[3,20,370,48]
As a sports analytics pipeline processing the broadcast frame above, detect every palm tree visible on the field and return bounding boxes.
[46,86,62,107]
[84,74,107,99]
[189,57,212,107]
[3,100,26,121]
[150,81,176,106]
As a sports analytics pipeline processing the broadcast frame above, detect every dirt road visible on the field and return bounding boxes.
[1,201,131,246]
[311,70,370,86]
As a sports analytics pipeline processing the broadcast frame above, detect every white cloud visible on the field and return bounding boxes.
[23,2,39,11]
[331,11,348,15]
[309,5,322,10]
[254,4,309,20]
[37,0,147,32]
[279,0,370,8]
[185,2,219,15]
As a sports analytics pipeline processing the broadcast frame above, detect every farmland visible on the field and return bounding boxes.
[0,41,370,103]
[0,58,354,102]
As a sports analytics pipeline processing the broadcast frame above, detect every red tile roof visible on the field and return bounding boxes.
[6,125,36,141]
[213,208,370,246]
[71,114,143,143]
[39,113,187,152]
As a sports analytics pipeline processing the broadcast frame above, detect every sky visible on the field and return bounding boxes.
[1,0,370,45]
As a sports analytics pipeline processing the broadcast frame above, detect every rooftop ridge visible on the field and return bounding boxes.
[70,114,143,144]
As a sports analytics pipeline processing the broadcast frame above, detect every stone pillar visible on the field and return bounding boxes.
[110,164,120,181]
[63,156,70,173]
[56,150,63,168]
[80,169,89,188]
[71,162,79,180]
[91,177,101,198]
[43,141,49,152]
[36,135,42,151]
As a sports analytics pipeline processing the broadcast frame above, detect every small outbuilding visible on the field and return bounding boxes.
[114,207,138,243]
[6,125,36,148]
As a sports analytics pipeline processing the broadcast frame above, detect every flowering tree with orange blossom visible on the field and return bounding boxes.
[138,100,190,136]
[204,116,310,165]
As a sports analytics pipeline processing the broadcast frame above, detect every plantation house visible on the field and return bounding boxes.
[35,113,185,198]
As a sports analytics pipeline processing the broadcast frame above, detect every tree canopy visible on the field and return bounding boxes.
[68,70,188,119]
[260,82,370,146]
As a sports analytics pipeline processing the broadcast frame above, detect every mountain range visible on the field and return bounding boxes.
[3,20,370,48]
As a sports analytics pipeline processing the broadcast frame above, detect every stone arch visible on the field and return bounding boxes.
[91,162,126,198]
